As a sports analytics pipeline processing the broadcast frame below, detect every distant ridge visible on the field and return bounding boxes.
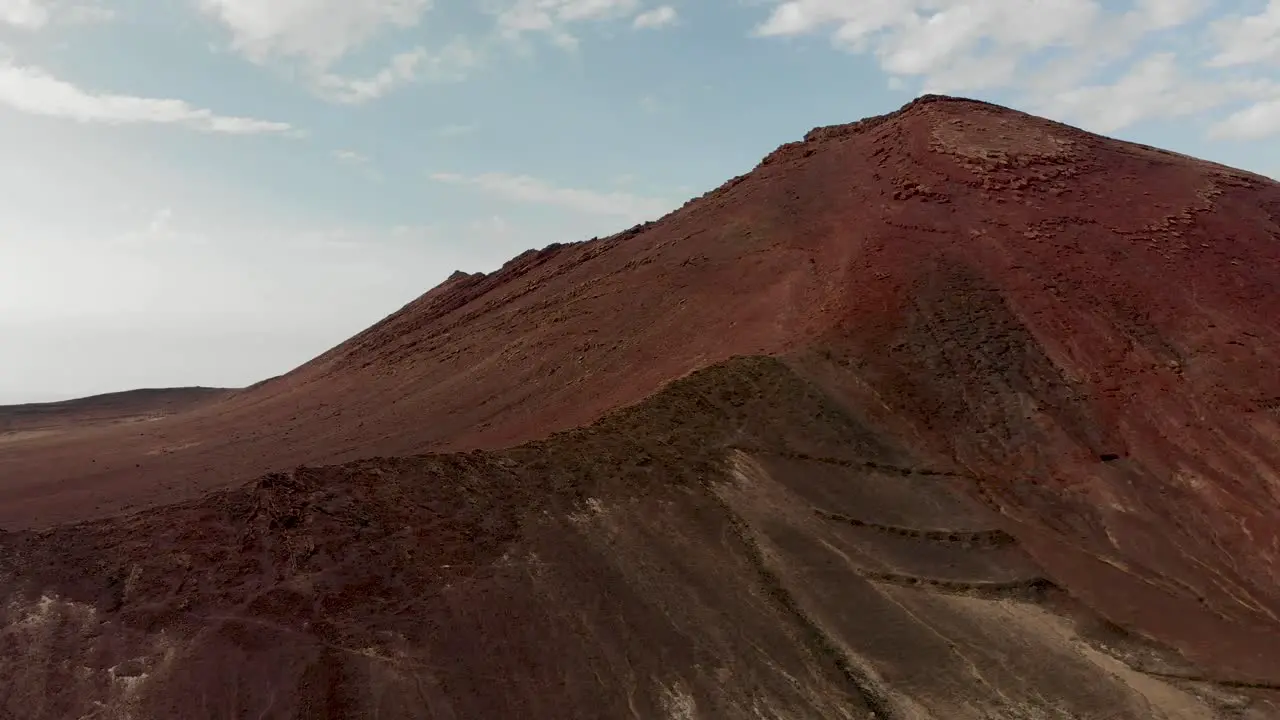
[0,386,231,433]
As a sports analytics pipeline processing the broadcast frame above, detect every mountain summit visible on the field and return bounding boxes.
[3,96,1280,718]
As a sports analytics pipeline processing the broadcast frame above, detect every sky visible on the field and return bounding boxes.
[0,0,1278,403]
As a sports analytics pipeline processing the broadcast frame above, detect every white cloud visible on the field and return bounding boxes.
[1208,0,1280,67]
[0,0,49,28]
[0,59,296,134]
[751,0,1277,137]
[430,171,672,222]
[633,5,676,29]
[199,0,432,67]
[1210,98,1280,140]
[756,0,1102,91]
[0,0,116,28]
[1134,0,1207,29]
[314,46,428,104]
[333,149,370,164]
[494,0,641,47]
[313,39,478,104]
[332,149,385,182]
[748,1,1228,97]
[1039,53,1276,134]
[1039,53,1199,133]
[200,0,472,103]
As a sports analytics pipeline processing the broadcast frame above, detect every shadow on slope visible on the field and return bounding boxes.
[2,358,1268,719]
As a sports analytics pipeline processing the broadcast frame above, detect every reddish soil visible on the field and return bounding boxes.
[0,387,231,435]
[3,95,1280,718]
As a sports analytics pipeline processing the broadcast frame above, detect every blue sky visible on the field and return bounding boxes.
[1,0,1278,402]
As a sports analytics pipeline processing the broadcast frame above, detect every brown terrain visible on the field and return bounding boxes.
[2,94,1280,718]
[0,388,230,435]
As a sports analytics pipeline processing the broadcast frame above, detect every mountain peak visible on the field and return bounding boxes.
[6,96,1278,525]
[4,97,1280,717]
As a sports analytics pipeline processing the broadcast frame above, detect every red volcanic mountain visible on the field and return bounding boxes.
[2,95,1280,718]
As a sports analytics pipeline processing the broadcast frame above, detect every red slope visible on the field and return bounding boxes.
[4,93,1280,701]
[1,94,1278,562]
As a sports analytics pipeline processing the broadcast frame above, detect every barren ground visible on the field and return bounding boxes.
[3,96,1280,718]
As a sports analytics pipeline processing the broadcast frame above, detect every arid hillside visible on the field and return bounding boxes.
[2,95,1277,531]
[0,387,231,435]
[6,358,1279,718]
[2,95,1280,718]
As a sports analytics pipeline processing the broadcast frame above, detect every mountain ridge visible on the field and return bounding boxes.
[2,93,1280,717]
[2,92,1277,526]
[4,355,1278,717]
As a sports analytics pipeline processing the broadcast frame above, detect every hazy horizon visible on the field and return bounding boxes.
[3,0,1279,404]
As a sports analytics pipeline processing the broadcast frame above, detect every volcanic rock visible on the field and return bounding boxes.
[2,95,1280,718]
